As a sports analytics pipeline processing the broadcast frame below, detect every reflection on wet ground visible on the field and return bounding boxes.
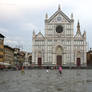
[0,69,92,92]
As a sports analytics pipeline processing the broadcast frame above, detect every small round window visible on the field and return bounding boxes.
[56,25,63,33]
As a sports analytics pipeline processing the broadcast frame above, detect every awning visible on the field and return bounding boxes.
[0,62,11,66]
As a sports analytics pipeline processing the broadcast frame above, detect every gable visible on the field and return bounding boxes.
[74,33,83,40]
[36,32,45,40]
[47,10,71,23]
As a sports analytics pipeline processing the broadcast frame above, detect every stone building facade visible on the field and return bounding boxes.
[14,48,25,66]
[32,5,87,67]
[0,34,5,63]
[4,45,14,65]
[87,49,92,66]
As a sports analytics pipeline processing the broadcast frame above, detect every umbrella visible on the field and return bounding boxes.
[3,63,11,66]
[0,62,11,66]
[0,62,4,65]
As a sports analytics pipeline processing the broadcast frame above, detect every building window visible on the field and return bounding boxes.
[0,48,3,52]
[56,25,63,33]
[0,55,3,58]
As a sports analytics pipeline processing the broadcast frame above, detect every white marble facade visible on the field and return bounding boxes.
[32,5,87,66]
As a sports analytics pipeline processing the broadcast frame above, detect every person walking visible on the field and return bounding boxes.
[58,66,62,74]
[21,66,25,74]
[46,66,49,73]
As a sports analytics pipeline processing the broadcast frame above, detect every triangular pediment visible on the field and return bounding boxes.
[47,10,71,23]
[36,32,45,40]
[74,33,83,40]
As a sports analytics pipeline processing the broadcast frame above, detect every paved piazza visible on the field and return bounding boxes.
[0,69,92,92]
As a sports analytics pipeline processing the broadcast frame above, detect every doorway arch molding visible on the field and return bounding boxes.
[52,42,65,65]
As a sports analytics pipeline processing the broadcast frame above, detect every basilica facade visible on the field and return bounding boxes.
[32,5,87,67]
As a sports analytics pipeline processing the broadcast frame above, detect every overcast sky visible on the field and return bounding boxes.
[0,0,92,52]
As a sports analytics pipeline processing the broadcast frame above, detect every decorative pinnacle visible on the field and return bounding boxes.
[77,20,80,27]
[83,30,86,37]
[45,13,48,19]
[71,13,73,19]
[58,4,61,11]
[77,20,81,34]
[33,30,35,36]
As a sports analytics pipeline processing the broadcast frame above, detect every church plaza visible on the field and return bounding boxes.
[0,5,90,92]
[0,69,92,92]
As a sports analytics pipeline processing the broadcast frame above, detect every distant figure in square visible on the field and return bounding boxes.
[46,66,49,73]
[46,69,49,73]
[58,66,62,74]
[21,66,25,74]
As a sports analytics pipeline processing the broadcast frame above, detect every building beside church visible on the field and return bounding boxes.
[4,45,14,65]
[87,48,92,66]
[32,5,87,67]
[0,34,5,63]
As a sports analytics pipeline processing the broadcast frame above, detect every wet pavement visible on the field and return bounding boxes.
[0,69,92,92]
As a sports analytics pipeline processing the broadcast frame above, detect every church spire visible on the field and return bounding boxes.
[58,4,61,11]
[77,20,81,34]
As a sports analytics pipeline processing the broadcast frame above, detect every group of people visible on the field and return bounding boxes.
[21,65,63,75]
[46,66,63,75]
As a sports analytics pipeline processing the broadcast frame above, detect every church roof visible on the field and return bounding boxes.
[0,33,5,38]
[35,32,45,40]
[47,8,72,23]
[74,33,83,40]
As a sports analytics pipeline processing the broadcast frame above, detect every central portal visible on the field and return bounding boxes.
[57,55,62,66]
[38,58,42,66]
[77,58,81,67]
[55,45,63,66]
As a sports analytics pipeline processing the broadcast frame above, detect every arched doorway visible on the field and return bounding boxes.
[38,58,42,66]
[37,51,42,67]
[76,51,81,67]
[57,55,62,65]
[56,46,63,66]
[77,58,81,67]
